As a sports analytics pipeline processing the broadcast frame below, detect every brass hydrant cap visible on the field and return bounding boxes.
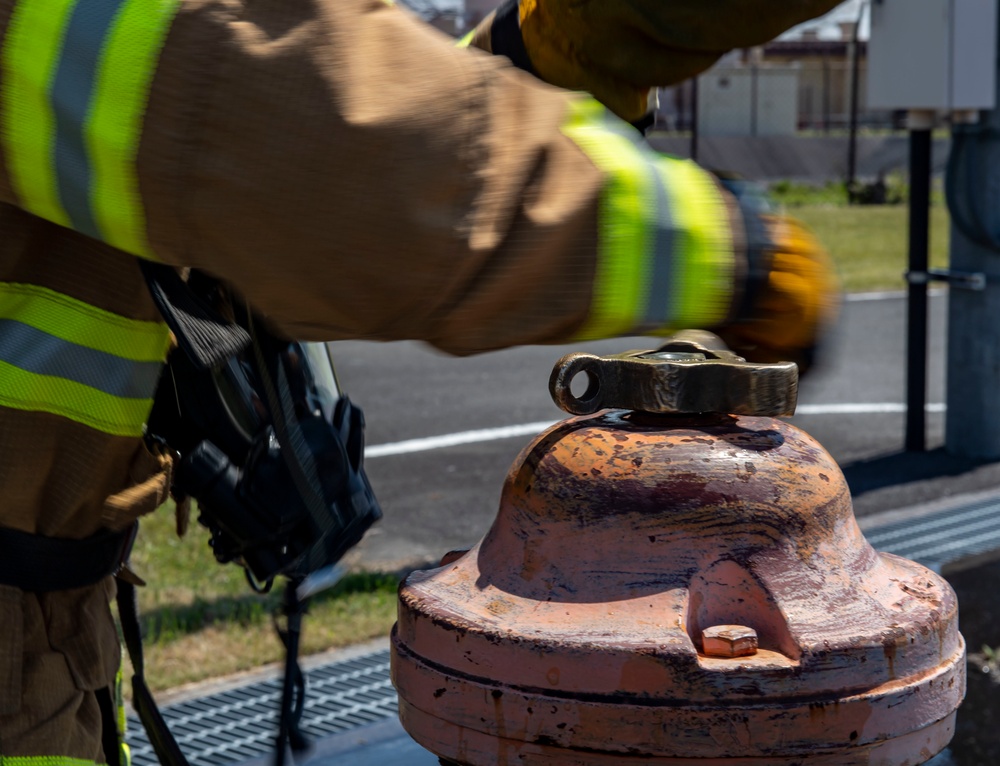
[549,330,798,417]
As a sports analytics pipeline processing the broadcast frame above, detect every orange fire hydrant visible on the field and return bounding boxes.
[391,333,965,765]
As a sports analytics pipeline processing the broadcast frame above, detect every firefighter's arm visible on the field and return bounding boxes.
[0,0,834,358]
[467,0,841,120]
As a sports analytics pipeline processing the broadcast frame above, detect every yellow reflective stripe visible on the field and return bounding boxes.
[561,101,652,339]
[656,159,734,328]
[115,665,131,766]
[0,283,167,436]
[456,29,475,47]
[0,283,169,362]
[0,0,179,257]
[561,98,735,338]
[0,0,76,227]
[88,0,180,257]
[0,358,155,436]
[0,758,98,765]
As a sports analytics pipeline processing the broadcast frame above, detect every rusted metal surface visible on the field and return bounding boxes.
[549,331,798,417]
[394,335,963,764]
[702,625,759,658]
[439,549,470,567]
[392,411,965,764]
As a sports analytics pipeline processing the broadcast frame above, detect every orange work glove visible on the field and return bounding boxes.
[716,215,840,375]
[515,0,841,120]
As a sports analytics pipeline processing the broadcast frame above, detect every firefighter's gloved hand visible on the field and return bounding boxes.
[716,215,840,376]
[512,0,841,120]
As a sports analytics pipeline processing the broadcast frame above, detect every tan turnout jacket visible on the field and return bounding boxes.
[0,1,609,756]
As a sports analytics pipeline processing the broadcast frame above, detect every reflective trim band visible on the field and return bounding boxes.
[562,101,647,338]
[53,0,130,241]
[0,283,168,436]
[1,0,76,228]
[0,758,98,765]
[116,665,131,766]
[0,284,169,361]
[88,0,179,256]
[1,0,181,257]
[560,98,734,338]
[658,160,735,327]
[0,319,162,399]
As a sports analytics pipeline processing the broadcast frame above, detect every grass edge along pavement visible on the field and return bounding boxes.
[129,193,950,692]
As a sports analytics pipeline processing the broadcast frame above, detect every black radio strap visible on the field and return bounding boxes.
[138,260,250,370]
[117,577,193,766]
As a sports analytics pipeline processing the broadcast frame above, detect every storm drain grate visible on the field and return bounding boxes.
[866,495,1000,573]
[127,649,396,765]
[125,495,1000,764]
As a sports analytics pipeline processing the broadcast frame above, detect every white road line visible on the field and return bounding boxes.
[366,404,947,458]
[796,402,946,415]
[366,421,557,458]
[845,288,945,302]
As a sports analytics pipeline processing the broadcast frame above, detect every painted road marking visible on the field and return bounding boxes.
[366,403,947,458]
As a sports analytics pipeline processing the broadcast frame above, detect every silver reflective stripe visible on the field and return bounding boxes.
[0,318,162,398]
[599,110,677,331]
[52,0,130,239]
[642,170,676,328]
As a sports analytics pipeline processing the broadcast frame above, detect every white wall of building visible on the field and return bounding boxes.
[697,67,800,136]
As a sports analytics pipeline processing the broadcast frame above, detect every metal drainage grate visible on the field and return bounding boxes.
[127,649,396,765]
[867,495,1000,573]
[125,494,1000,764]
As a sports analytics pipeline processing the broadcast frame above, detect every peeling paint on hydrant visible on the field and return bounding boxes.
[391,337,965,765]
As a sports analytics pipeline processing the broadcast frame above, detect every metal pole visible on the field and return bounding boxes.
[847,17,863,192]
[823,55,831,134]
[905,119,933,452]
[945,8,1000,459]
[751,62,759,137]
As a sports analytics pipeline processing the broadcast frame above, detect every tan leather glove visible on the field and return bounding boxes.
[716,215,840,375]
[515,0,841,120]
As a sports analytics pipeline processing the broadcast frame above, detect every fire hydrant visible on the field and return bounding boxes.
[391,332,965,765]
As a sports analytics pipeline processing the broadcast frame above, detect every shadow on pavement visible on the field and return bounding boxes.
[841,448,990,497]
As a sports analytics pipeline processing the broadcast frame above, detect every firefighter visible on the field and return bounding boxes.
[0,0,838,761]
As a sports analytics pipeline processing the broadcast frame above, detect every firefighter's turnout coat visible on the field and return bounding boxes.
[0,0,765,760]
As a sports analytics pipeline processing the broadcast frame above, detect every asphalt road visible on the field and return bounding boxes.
[330,291,999,572]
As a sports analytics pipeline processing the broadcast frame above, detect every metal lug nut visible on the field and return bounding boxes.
[702,625,759,658]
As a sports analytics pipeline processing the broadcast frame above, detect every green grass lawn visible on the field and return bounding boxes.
[793,204,950,293]
[127,506,399,690]
[129,192,951,692]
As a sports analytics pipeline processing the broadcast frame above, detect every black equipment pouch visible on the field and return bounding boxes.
[140,261,382,589]
[135,261,382,764]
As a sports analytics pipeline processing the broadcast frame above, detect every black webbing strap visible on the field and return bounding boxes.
[0,525,133,592]
[490,0,536,75]
[96,686,125,766]
[117,577,192,766]
[138,260,251,370]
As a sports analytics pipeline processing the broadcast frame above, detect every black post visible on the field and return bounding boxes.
[847,20,862,192]
[905,127,933,453]
[822,55,831,134]
[690,77,699,161]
